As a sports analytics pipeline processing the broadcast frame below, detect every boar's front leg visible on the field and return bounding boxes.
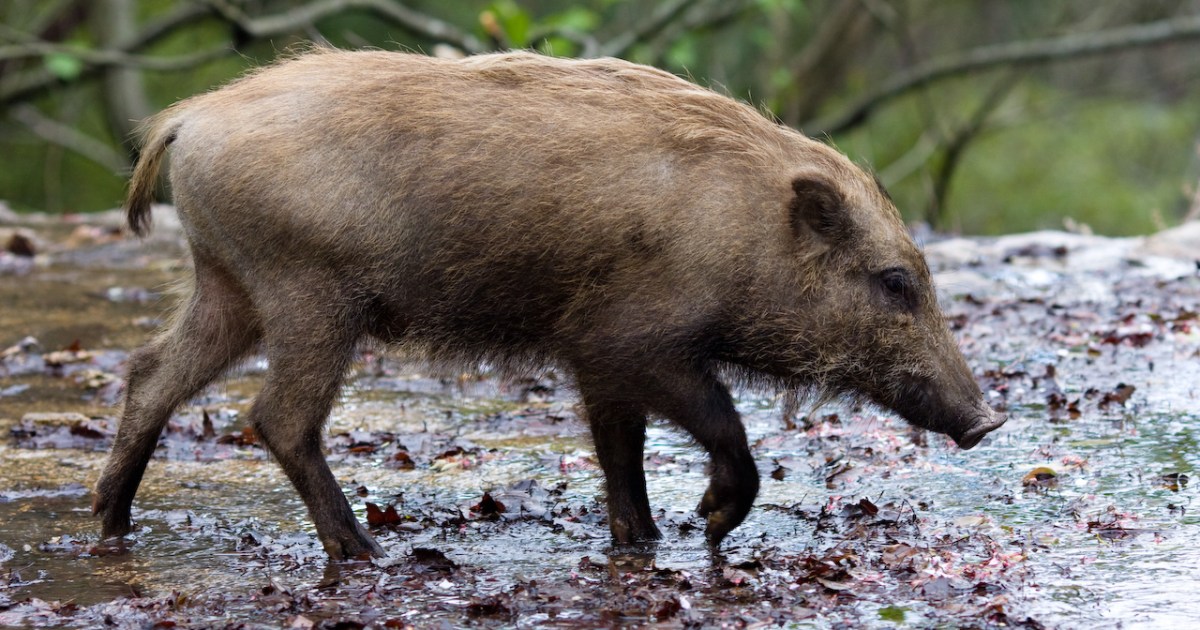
[577,377,660,544]
[575,352,758,548]
[249,307,384,561]
[647,365,759,547]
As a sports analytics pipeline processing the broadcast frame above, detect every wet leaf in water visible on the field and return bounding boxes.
[409,547,457,573]
[472,492,505,517]
[365,502,401,527]
[466,594,512,618]
[1160,472,1189,492]
[201,409,216,440]
[68,420,107,439]
[1099,383,1136,407]
[216,426,259,447]
[881,543,920,568]
[11,413,114,449]
[388,450,416,470]
[954,514,989,528]
[1022,467,1058,489]
[770,461,787,480]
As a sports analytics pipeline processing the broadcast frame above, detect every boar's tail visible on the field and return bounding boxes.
[125,114,180,238]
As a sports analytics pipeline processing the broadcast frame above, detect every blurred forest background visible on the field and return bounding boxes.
[2,0,1200,235]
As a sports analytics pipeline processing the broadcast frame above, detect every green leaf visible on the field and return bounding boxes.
[43,52,84,81]
[878,606,907,622]
[488,0,532,47]
[665,37,698,70]
[545,7,600,33]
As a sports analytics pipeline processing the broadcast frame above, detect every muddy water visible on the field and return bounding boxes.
[2,217,1200,627]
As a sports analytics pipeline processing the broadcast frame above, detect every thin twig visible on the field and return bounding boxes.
[0,39,229,70]
[927,72,1020,228]
[203,0,485,54]
[598,0,704,58]
[9,103,129,172]
[129,3,215,50]
[810,12,1200,135]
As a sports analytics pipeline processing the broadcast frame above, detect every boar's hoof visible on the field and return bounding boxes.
[952,412,1008,450]
[611,518,662,545]
[697,486,755,548]
[322,525,385,561]
[93,495,133,539]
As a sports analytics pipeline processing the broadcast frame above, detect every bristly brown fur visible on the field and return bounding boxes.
[124,116,176,237]
[101,49,1000,558]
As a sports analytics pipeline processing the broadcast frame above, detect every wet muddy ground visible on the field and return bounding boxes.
[2,207,1200,628]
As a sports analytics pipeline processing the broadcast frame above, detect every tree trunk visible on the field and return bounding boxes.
[94,0,153,158]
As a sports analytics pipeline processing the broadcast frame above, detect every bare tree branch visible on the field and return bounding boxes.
[128,2,214,50]
[877,130,939,187]
[1,0,79,43]
[927,73,1020,228]
[0,40,229,70]
[641,0,755,67]
[0,0,482,107]
[598,0,704,58]
[810,12,1200,135]
[779,0,876,127]
[95,0,154,154]
[9,103,129,172]
[203,0,485,54]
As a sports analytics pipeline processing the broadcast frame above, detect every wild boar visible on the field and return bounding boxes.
[94,49,1005,560]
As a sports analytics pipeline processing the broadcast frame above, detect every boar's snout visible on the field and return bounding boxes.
[882,376,1006,451]
[949,405,1007,450]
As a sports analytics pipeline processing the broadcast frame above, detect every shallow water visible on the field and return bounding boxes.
[3,216,1200,627]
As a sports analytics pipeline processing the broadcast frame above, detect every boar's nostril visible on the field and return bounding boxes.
[952,412,1007,450]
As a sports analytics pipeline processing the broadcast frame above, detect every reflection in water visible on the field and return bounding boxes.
[605,543,658,578]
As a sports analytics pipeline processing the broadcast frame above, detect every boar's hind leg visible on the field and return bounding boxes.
[94,259,260,538]
[649,367,759,548]
[578,380,660,544]
[249,310,384,561]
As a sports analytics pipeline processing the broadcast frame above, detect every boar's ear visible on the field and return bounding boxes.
[789,176,851,241]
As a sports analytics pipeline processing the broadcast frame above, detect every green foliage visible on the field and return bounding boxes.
[486,0,533,47]
[1,0,1197,237]
[949,95,1196,235]
[42,52,84,81]
[843,82,1198,235]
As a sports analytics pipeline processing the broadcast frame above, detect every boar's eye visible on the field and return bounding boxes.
[878,268,915,306]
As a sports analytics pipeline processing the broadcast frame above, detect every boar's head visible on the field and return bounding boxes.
[735,161,1005,449]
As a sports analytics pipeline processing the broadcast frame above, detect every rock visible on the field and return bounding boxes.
[0,227,44,257]
[0,200,18,224]
[934,269,1004,305]
[924,237,986,270]
[992,230,1110,256]
[1136,221,1200,261]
